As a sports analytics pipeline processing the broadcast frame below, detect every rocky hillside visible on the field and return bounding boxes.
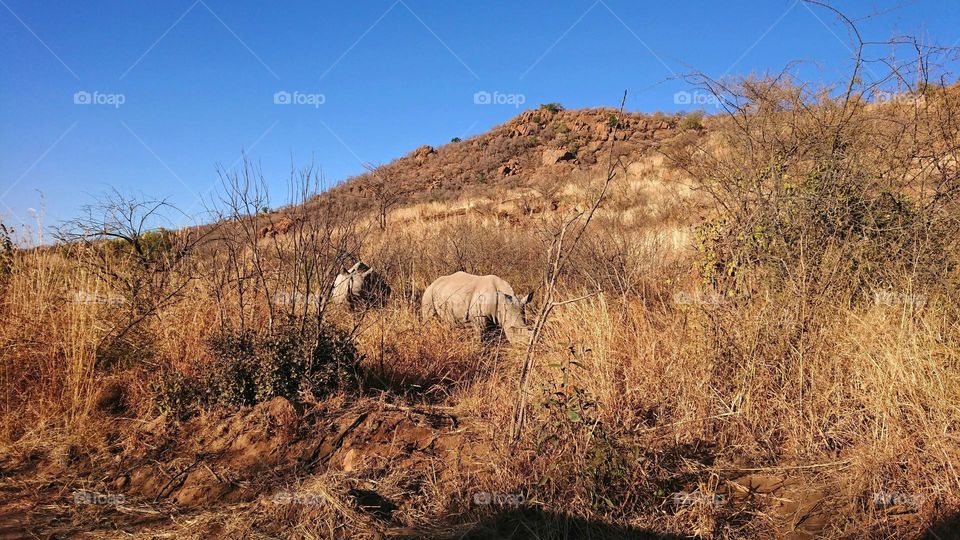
[326,106,699,208]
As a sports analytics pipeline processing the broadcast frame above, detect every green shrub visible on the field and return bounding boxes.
[105,228,176,263]
[695,166,950,296]
[206,330,260,407]
[206,321,360,407]
[679,111,704,130]
[450,137,461,143]
[96,328,156,371]
[151,370,201,419]
[535,353,631,511]
[540,102,564,113]
[152,321,361,414]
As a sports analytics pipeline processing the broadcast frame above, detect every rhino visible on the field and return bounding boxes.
[421,271,533,344]
[331,262,391,310]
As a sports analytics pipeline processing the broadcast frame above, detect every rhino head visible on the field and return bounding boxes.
[332,261,390,310]
[497,291,534,345]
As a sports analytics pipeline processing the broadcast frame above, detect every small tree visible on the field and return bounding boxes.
[58,190,209,366]
[364,163,415,230]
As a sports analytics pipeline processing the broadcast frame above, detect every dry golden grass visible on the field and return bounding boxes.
[4,186,959,538]
[3,88,960,538]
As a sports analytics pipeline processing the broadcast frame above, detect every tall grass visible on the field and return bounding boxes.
[2,77,960,538]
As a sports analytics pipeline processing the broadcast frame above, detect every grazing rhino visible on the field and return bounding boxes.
[421,271,533,344]
[331,262,391,310]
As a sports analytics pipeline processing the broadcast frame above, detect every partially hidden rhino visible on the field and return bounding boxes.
[331,262,391,310]
[421,271,533,344]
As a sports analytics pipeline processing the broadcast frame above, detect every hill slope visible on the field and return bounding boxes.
[326,107,695,208]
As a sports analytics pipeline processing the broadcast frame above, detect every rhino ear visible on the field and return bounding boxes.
[521,292,533,305]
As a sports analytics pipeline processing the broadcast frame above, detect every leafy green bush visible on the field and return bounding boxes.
[207,321,360,407]
[152,321,361,414]
[668,78,959,301]
[695,168,949,295]
[151,370,201,419]
[535,353,631,511]
[540,102,564,113]
[206,330,260,407]
[105,228,176,263]
[96,328,156,370]
[450,137,461,143]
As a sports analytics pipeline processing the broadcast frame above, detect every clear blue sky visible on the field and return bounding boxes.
[1,0,957,228]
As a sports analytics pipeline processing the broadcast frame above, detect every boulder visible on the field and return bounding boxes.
[411,145,435,159]
[593,123,611,140]
[542,148,575,165]
[498,158,521,176]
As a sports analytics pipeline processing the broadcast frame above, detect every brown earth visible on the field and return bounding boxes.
[0,399,894,538]
[0,398,488,538]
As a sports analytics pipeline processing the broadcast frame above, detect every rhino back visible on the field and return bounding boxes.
[426,272,516,326]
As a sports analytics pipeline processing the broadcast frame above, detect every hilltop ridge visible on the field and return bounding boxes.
[326,106,699,208]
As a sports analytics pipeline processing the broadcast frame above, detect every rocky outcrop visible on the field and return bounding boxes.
[324,107,690,208]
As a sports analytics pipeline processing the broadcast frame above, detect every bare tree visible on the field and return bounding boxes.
[363,163,415,230]
[57,189,210,354]
[204,157,367,333]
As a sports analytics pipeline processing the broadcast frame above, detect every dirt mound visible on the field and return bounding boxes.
[114,398,479,507]
[0,398,485,537]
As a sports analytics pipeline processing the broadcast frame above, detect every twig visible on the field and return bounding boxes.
[510,90,628,442]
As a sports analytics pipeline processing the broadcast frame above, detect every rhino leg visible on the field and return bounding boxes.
[420,285,436,321]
